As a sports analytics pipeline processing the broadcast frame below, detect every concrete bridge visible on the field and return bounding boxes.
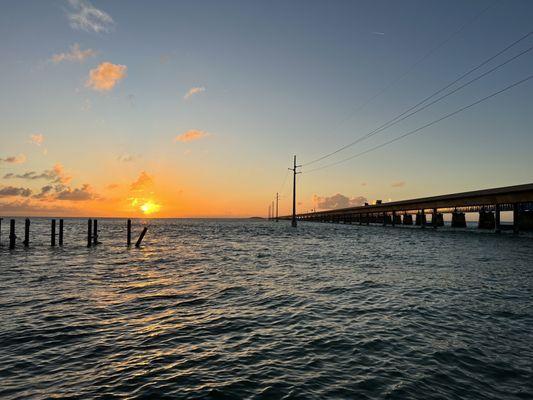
[279,183,533,233]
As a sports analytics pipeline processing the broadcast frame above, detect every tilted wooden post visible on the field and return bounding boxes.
[135,227,148,248]
[9,219,16,249]
[127,219,132,246]
[51,219,56,247]
[23,218,30,247]
[59,219,64,246]
[87,219,92,247]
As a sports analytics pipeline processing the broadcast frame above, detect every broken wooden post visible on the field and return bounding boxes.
[135,227,148,248]
[93,219,98,246]
[9,219,16,250]
[87,219,92,247]
[51,219,56,247]
[23,218,30,247]
[59,219,64,246]
[127,219,132,246]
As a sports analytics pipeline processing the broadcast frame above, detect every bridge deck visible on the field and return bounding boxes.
[280,183,533,219]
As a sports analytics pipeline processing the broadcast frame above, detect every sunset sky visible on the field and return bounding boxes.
[1,0,532,217]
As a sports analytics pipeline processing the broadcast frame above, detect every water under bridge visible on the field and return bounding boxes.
[279,183,533,232]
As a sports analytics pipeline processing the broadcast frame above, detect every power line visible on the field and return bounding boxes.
[303,29,533,167]
[304,73,533,174]
[335,1,496,126]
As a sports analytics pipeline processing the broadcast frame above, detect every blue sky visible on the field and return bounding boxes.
[0,0,532,216]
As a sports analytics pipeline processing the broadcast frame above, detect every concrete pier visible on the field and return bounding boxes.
[403,214,413,225]
[478,210,495,230]
[415,212,426,227]
[451,212,467,228]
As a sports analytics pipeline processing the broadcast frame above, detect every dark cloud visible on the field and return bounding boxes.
[313,193,368,210]
[391,181,406,188]
[56,184,96,201]
[0,186,32,197]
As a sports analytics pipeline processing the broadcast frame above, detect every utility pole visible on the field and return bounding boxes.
[275,192,279,222]
[271,201,275,222]
[268,204,271,220]
[289,155,301,228]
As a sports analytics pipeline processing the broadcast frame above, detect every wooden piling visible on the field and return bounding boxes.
[23,218,30,247]
[59,219,64,246]
[135,227,148,248]
[93,219,98,245]
[127,219,132,246]
[51,219,56,246]
[0,218,2,245]
[87,219,92,247]
[513,203,520,234]
[9,219,16,249]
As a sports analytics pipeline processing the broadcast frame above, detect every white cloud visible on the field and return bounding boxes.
[174,129,209,143]
[50,43,97,63]
[184,86,206,100]
[66,0,114,33]
[29,134,44,146]
[313,193,368,210]
[86,62,127,91]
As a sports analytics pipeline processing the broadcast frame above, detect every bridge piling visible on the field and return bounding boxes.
[23,219,30,247]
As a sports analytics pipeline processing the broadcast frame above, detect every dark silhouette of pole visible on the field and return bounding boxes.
[51,219,56,247]
[9,219,15,249]
[268,204,271,220]
[59,219,64,246]
[275,192,279,222]
[127,219,132,246]
[289,155,301,227]
[0,218,2,246]
[87,219,92,247]
[23,219,30,247]
[135,227,148,248]
[93,219,98,245]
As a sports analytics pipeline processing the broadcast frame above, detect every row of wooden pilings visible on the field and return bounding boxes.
[0,218,148,250]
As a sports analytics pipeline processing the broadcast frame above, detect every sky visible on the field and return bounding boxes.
[0,0,532,218]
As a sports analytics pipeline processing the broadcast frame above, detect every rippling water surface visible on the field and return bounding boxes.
[0,218,532,399]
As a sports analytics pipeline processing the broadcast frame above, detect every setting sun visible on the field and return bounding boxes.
[140,201,161,215]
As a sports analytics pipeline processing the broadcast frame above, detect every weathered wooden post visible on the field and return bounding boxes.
[135,227,148,248]
[127,219,132,246]
[87,219,92,247]
[0,218,2,245]
[93,219,98,246]
[59,219,64,246]
[23,218,30,247]
[9,219,16,249]
[51,219,56,246]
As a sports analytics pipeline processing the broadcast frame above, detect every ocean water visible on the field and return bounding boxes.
[0,218,532,399]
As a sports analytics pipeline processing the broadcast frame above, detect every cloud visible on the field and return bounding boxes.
[391,181,406,188]
[174,129,209,143]
[56,184,96,201]
[313,193,368,210]
[361,182,367,186]
[117,153,139,162]
[66,0,114,33]
[3,163,71,184]
[29,134,44,146]
[184,86,206,100]
[86,62,127,91]
[32,185,54,199]
[372,31,385,36]
[50,43,97,63]
[130,171,153,191]
[106,183,119,190]
[0,186,32,197]
[0,154,26,164]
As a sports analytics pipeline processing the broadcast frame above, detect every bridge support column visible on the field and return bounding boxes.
[478,209,495,230]
[431,209,444,228]
[513,204,533,232]
[513,204,520,234]
[383,213,387,226]
[416,211,426,228]
[366,213,370,225]
[391,211,396,227]
[403,214,413,225]
[495,204,501,233]
[451,211,467,228]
